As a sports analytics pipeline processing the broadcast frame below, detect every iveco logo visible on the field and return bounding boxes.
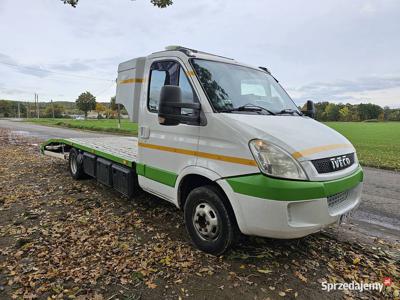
[330,155,351,170]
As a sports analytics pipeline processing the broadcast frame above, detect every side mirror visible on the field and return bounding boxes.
[303,100,315,118]
[158,85,201,126]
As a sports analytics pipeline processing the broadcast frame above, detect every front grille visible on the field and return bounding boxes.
[312,153,355,173]
[327,190,351,215]
[327,191,349,208]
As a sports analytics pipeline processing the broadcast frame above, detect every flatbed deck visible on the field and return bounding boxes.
[41,137,138,167]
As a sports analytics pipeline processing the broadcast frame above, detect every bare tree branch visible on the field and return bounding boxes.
[61,0,173,8]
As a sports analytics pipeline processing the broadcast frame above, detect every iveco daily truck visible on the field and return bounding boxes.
[42,46,363,255]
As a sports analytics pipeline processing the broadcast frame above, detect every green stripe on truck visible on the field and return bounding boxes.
[227,166,363,201]
[136,163,145,176]
[136,163,177,187]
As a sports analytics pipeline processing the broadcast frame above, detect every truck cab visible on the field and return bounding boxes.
[43,46,363,255]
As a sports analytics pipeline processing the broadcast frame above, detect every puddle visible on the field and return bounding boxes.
[2,129,42,146]
[352,210,400,232]
[11,130,32,136]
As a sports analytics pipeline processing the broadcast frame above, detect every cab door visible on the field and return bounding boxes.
[137,59,200,203]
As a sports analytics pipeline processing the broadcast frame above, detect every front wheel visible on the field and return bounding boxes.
[184,185,237,255]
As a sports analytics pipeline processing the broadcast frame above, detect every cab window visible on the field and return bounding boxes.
[179,68,195,103]
[148,60,197,112]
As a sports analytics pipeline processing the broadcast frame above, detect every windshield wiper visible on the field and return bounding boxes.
[222,104,276,115]
[276,108,303,116]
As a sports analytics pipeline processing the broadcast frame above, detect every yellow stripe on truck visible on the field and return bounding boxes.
[120,78,145,84]
[138,142,257,166]
[292,143,353,159]
[185,70,196,77]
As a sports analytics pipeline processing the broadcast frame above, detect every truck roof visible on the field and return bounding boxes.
[151,46,235,62]
[118,46,266,73]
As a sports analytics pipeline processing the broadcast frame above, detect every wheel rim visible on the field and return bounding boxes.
[70,154,78,174]
[193,202,220,240]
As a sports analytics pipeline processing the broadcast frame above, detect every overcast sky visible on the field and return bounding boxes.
[0,0,399,107]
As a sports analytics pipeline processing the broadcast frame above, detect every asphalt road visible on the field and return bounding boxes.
[351,166,400,241]
[0,119,399,241]
[0,119,114,139]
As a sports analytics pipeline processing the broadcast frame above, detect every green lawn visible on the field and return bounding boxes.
[26,118,138,135]
[325,122,400,171]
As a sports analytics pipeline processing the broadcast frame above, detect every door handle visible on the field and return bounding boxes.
[139,126,150,139]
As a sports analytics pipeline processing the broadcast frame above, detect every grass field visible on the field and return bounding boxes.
[25,118,399,171]
[26,118,138,135]
[325,122,400,171]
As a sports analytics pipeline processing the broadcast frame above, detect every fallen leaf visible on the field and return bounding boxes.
[294,271,308,283]
[257,269,272,274]
[145,281,157,289]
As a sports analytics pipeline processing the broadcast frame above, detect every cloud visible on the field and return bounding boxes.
[291,76,400,101]
[0,52,117,80]
[49,61,90,72]
[0,86,31,96]
[0,52,51,78]
[0,53,13,64]
[0,0,399,104]
[360,2,377,15]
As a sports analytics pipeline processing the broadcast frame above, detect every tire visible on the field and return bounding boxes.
[184,185,238,255]
[69,148,85,180]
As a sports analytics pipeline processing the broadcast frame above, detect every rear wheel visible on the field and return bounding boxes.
[184,185,237,255]
[69,148,85,180]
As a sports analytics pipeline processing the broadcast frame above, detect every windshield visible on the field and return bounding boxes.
[191,59,299,114]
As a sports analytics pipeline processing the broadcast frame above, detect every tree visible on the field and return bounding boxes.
[324,103,340,121]
[339,106,351,121]
[104,108,116,119]
[357,103,382,121]
[45,103,65,118]
[0,100,27,118]
[302,100,399,122]
[110,96,117,111]
[76,92,96,119]
[389,109,400,121]
[62,0,173,8]
[312,101,330,121]
[349,105,360,121]
[95,103,107,119]
[383,106,391,121]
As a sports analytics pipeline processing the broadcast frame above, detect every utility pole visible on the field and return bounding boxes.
[51,99,55,119]
[117,103,121,129]
[17,102,21,119]
[34,93,37,118]
[35,93,40,119]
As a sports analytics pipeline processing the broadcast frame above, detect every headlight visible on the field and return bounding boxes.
[249,139,308,180]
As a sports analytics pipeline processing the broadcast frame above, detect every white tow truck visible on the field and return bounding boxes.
[42,46,363,255]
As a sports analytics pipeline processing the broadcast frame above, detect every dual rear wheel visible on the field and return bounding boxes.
[68,148,85,179]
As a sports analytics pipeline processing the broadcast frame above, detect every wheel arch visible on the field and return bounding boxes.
[175,166,242,231]
[175,166,220,208]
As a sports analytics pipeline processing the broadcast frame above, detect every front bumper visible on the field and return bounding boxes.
[221,166,363,238]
